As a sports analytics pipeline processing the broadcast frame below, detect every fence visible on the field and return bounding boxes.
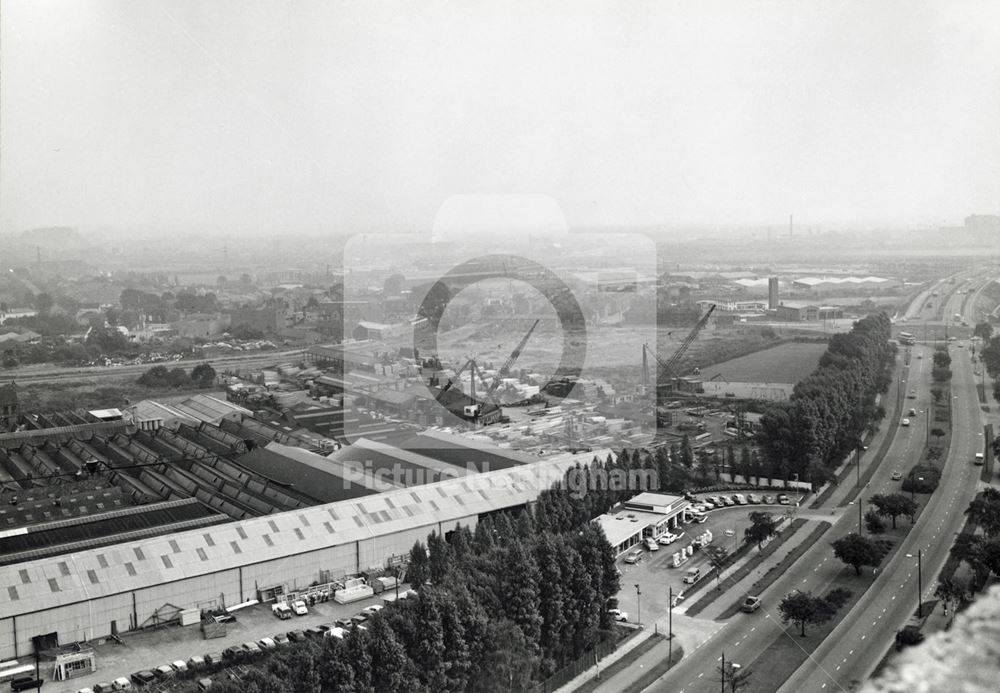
[527,626,642,693]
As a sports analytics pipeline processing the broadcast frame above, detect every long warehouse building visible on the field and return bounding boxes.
[0,447,611,661]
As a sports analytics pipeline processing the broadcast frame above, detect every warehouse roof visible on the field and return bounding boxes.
[0,448,612,618]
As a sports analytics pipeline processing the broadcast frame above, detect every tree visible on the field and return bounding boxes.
[703,544,729,586]
[680,435,694,468]
[929,427,946,445]
[717,661,753,692]
[744,511,778,550]
[383,273,406,296]
[778,591,835,637]
[231,323,264,340]
[933,349,952,369]
[407,541,430,588]
[477,619,539,693]
[34,292,54,314]
[864,510,886,535]
[974,321,993,341]
[367,617,419,693]
[870,493,918,529]
[831,533,888,575]
[191,362,216,388]
[965,488,1000,538]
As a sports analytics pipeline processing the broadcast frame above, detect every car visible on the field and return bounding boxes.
[351,613,370,627]
[909,408,917,416]
[154,664,175,680]
[242,642,262,657]
[693,513,707,523]
[273,633,290,646]
[721,496,734,506]
[335,618,355,630]
[361,604,385,615]
[304,627,326,640]
[326,627,347,639]
[186,655,205,671]
[974,453,985,465]
[763,494,774,504]
[76,687,96,693]
[258,637,277,650]
[907,390,916,399]
[170,660,188,674]
[287,630,307,642]
[272,602,292,619]
[608,608,629,622]
[777,494,790,504]
[747,494,761,504]
[785,588,802,600]
[291,599,309,616]
[643,537,659,551]
[891,471,903,480]
[112,677,133,691]
[197,679,214,691]
[93,684,116,693]
[917,353,923,358]
[733,494,747,505]
[204,653,224,666]
[901,418,911,426]
[741,596,762,613]
[624,549,644,564]
[683,567,702,584]
[657,532,679,545]
[131,671,157,686]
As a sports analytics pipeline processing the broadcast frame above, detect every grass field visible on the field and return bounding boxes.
[700,341,827,385]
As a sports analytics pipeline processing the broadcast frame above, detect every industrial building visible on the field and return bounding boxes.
[0,445,607,663]
[775,302,844,322]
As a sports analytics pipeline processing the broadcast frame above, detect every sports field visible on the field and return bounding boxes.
[700,341,827,384]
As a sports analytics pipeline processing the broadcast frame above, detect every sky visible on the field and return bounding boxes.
[1,0,999,236]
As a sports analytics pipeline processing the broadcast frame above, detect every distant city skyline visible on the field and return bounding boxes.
[2,1,999,235]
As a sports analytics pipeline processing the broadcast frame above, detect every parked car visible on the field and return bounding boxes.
[657,532,679,545]
[154,665,175,680]
[335,618,354,630]
[197,679,214,691]
[242,642,262,657]
[643,537,660,551]
[722,496,734,506]
[272,602,292,619]
[258,637,277,650]
[204,653,224,666]
[891,471,902,480]
[273,634,290,646]
[170,660,188,674]
[112,677,133,691]
[351,613,370,627]
[187,655,206,670]
[733,494,747,505]
[763,494,775,504]
[624,549,644,564]
[683,567,702,584]
[287,630,307,642]
[777,494,790,504]
[909,408,917,416]
[93,684,115,693]
[741,596,762,613]
[693,513,707,523]
[747,494,761,504]
[608,608,629,622]
[326,627,347,639]
[361,604,384,615]
[304,627,326,640]
[291,600,309,616]
[130,671,156,686]
[975,453,985,465]
[222,646,244,661]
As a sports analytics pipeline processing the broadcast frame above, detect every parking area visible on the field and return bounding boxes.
[613,494,801,627]
[44,585,412,693]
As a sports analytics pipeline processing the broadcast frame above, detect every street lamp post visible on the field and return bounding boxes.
[635,584,642,626]
[906,550,924,618]
[668,586,673,665]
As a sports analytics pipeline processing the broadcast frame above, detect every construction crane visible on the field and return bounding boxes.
[644,304,716,392]
[483,319,540,402]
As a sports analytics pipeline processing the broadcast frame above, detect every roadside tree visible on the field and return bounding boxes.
[744,511,778,551]
[831,533,889,575]
[869,493,918,529]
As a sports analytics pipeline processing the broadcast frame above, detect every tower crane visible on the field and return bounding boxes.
[483,319,540,403]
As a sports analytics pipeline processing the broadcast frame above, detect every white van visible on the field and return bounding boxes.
[974,453,985,465]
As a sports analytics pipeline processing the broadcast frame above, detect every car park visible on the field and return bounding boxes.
[644,537,659,551]
[741,596,762,613]
[608,608,629,622]
[891,471,902,480]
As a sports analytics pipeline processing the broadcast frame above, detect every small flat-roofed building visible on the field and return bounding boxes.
[597,492,691,556]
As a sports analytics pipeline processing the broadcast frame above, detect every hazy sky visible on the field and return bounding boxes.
[2,0,999,235]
